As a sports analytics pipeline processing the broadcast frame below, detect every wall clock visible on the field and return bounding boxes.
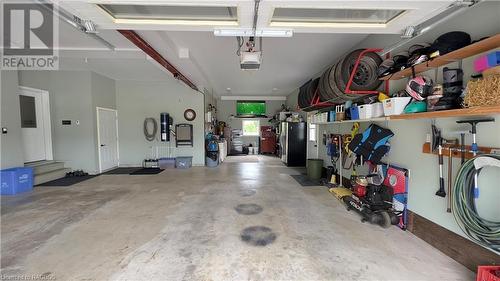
[184,109,196,121]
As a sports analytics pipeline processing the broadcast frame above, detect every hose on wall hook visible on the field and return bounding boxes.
[144,117,158,141]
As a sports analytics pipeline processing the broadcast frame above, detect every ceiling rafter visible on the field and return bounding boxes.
[118,29,198,91]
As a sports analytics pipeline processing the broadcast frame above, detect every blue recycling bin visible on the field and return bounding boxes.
[1,167,34,195]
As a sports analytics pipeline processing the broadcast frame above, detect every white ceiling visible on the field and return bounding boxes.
[144,31,367,96]
[52,0,458,96]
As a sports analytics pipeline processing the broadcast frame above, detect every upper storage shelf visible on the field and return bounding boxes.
[379,34,500,81]
[311,105,500,124]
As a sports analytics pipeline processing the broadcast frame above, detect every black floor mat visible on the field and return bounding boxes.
[227,153,249,156]
[129,168,164,175]
[290,174,322,187]
[103,167,141,175]
[38,175,98,187]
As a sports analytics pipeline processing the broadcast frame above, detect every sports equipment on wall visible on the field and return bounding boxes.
[347,124,394,164]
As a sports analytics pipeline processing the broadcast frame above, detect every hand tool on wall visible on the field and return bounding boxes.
[456,118,495,198]
[432,125,458,198]
[432,125,446,197]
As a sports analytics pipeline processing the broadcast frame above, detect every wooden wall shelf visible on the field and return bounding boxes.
[390,105,500,120]
[380,34,500,81]
[422,142,499,160]
[307,106,500,125]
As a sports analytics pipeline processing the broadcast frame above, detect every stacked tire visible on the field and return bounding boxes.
[297,78,320,110]
[298,49,382,110]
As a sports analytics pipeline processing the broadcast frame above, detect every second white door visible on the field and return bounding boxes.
[19,86,53,163]
[97,108,119,172]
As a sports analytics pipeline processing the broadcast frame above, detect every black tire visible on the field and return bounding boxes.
[297,79,312,109]
[331,59,360,101]
[319,66,335,102]
[379,211,392,228]
[306,77,320,103]
[338,49,383,91]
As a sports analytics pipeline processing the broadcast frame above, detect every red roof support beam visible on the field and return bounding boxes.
[118,30,198,91]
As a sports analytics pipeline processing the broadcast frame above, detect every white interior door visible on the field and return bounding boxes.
[19,87,53,163]
[97,107,119,172]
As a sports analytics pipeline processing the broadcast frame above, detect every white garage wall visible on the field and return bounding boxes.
[17,70,116,174]
[287,1,500,246]
[116,80,205,166]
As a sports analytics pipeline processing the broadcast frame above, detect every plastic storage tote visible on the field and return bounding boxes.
[382,97,412,116]
[159,157,176,169]
[1,167,34,195]
[175,156,193,169]
[358,103,384,119]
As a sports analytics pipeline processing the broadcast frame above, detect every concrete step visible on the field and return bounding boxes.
[26,161,65,175]
[34,168,71,186]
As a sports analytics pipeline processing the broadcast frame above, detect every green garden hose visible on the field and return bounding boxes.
[452,154,500,252]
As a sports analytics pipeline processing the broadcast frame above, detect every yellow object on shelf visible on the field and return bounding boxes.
[378,92,390,102]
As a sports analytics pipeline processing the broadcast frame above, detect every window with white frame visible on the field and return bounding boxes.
[242,120,260,136]
[309,124,317,141]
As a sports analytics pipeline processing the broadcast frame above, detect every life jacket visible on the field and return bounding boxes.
[347,124,394,164]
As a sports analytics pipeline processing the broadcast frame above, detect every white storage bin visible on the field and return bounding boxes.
[358,105,369,119]
[358,103,384,119]
[322,112,328,122]
[371,102,384,118]
[382,97,412,116]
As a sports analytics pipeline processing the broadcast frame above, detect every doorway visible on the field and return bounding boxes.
[18,86,53,163]
[97,107,119,173]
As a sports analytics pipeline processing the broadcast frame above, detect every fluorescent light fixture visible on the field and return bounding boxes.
[114,18,238,26]
[221,96,287,101]
[214,28,293,37]
[214,28,254,37]
[270,21,386,28]
[255,29,293,37]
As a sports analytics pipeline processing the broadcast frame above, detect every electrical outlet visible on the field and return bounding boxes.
[425,133,431,143]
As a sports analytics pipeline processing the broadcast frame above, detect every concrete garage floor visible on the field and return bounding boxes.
[1,156,473,280]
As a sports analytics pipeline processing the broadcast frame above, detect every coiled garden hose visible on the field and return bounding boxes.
[452,154,500,252]
[144,118,158,141]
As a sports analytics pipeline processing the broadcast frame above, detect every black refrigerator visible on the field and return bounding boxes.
[280,122,306,167]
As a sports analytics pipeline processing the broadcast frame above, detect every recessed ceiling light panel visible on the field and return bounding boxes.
[271,7,406,28]
[98,4,238,26]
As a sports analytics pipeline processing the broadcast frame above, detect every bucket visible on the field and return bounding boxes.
[307,159,323,180]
